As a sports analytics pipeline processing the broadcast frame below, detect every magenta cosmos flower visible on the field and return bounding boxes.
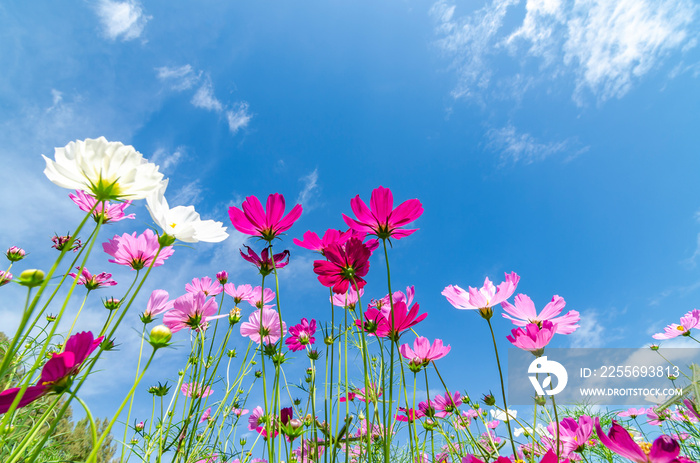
[507,321,557,356]
[240,308,287,345]
[285,318,317,351]
[228,193,302,241]
[163,292,221,333]
[543,415,593,457]
[240,245,290,276]
[442,272,519,319]
[400,336,450,368]
[102,229,174,270]
[357,300,427,341]
[501,294,580,335]
[652,309,700,339]
[69,190,135,223]
[595,418,685,463]
[0,331,103,413]
[464,449,564,463]
[294,228,355,253]
[313,238,371,294]
[186,276,223,297]
[68,267,117,290]
[342,186,423,240]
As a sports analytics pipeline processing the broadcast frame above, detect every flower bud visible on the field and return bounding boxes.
[254,370,262,378]
[6,246,25,262]
[46,314,57,322]
[149,325,172,349]
[18,269,44,287]
[534,395,547,406]
[227,349,237,358]
[229,307,241,325]
[101,338,116,351]
[239,438,247,446]
[324,335,333,346]
[130,438,138,445]
[216,271,228,284]
[104,297,121,311]
[158,233,176,247]
[650,344,659,351]
[482,392,496,406]
[307,349,320,360]
[293,398,301,406]
[135,421,145,432]
[0,271,12,286]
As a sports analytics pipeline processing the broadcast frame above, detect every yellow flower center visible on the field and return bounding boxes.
[676,325,686,331]
[169,222,177,229]
[639,442,652,455]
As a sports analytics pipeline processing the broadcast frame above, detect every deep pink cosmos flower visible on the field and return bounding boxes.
[684,399,700,421]
[595,417,684,463]
[506,321,557,356]
[141,289,173,323]
[501,294,580,335]
[357,300,427,341]
[652,309,700,339]
[163,292,221,333]
[443,272,520,319]
[247,286,276,309]
[285,318,316,351]
[181,382,214,398]
[395,407,425,423]
[463,449,564,463]
[430,391,462,418]
[102,229,174,270]
[68,267,117,290]
[0,332,103,413]
[240,308,287,345]
[342,186,423,240]
[400,336,451,367]
[69,190,135,223]
[339,384,382,403]
[224,283,254,305]
[313,238,371,294]
[240,245,290,276]
[294,229,355,253]
[228,193,302,241]
[331,286,364,310]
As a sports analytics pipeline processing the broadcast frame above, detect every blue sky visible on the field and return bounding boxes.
[1,0,700,442]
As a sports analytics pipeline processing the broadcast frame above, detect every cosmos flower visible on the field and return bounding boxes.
[543,415,593,457]
[501,294,580,335]
[141,289,173,323]
[43,137,164,201]
[52,234,82,252]
[0,271,12,287]
[595,418,683,463]
[294,229,355,253]
[186,277,223,297]
[181,382,214,398]
[652,309,700,339]
[163,292,221,333]
[247,286,276,310]
[395,407,425,423]
[442,272,519,319]
[102,229,174,270]
[618,408,648,419]
[69,190,135,223]
[199,407,212,424]
[313,238,371,294]
[147,186,228,243]
[285,318,317,351]
[430,391,462,418]
[339,384,383,403]
[228,193,302,241]
[224,283,254,304]
[357,300,427,341]
[0,332,103,413]
[506,321,557,357]
[331,286,364,310]
[239,308,287,345]
[5,246,26,262]
[342,186,423,240]
[68,267,117,290]
[399,336,450,367]
[240,245,290,276]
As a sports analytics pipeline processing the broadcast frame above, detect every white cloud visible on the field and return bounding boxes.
[296,169,319,209]
[485,124,583,164]
[431,0,698,104]
[682,233,700,268]
[150,146,186,173]
[170,180,203,206]
[155,65,202,91]
[96,0,151,41]
[191,80,224,113]
[226,102,252,134]
[569,310,605,348]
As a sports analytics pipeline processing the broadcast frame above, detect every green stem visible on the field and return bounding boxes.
[486,318,518,457]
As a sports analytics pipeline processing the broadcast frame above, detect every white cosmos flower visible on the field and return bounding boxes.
[146,186,228,243]
[490,408,517,421]
[43,137,164,201]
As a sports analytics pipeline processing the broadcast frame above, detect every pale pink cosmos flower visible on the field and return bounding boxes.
[163,292,221,333]
[186,276,223,297]
[199,407,212,424]
[285,318,316,351]
[141,289,173,323]
[248,406,265,430]
[102,229,174,270]
[342,186,423,240]
[247,286,276,309]
[652,309,700,339]
[69,190,135,223]
[399,336,451,367]
[331,286,364,310]
[232,407,249,418]
[501,294,580,335]
[68,267,117,290]
[240,308,287,345]
[228,193,302,242]
[618,407,647,418]
[181,382,213,398]
[224,283,254,304]
[506,321,557,356]
[442,272,520,319]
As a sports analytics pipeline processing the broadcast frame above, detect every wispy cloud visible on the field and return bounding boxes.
[95,0,151,41]
[155,65,202,91]
[179,74,252,135]
[431,0,698,104]
[171,180,203,206]
[682,233,700,269]
[485,124,586,164]
[569,310,605,348]
[226,102,252,134]
[297,169,320,209]
[150,146,187,174]
[192,79,224,112]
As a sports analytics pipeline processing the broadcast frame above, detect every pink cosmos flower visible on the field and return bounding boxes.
[357,300,427,341]
[399,336,451,367]
[506,321,557,356]
[141,289,174,323]
[543,415,593,457]
[228,193,302,241]
[618,408,648,419]
[313,238,371,294]
[102,229,174,270]
[199,407,212,424]
[463,449,564,463]
[0,271,12,286]
[248,406,265,430]
[224,283,254,305]
[294,228,355,253]
[247,286,276,309]
[652,309,700,339]
[646,407,671,426]
[181,382,213,398]
[684,399,699,421]
[430,391,462,418]
[395,407,424,423]
[285,318,317,351]
[186,277,223,297]
[595,417,682,463]
[443,272,520,319]
[163,292,221,333]
[232,407,249,418]
[68,267,118,290]
[239,308,287,345]
[52,234,82,252]
[69,190,135,223]
[339,384,382,403]
[501,294,580,335]
[0,332,103,413]
[342,186,423,240]
[331,286,364,310]
[240,245,290,276]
